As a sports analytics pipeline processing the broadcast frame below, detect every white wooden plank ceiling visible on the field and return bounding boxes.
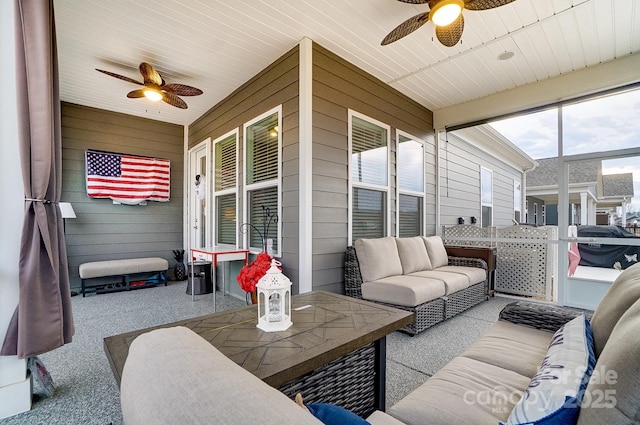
[54,0,640,126]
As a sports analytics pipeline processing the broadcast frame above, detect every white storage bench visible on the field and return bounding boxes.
[79,257,169,297]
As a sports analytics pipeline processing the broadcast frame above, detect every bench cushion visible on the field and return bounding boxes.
[355,237,403,282]
[362,275,446,307]
[396,237,432,273]
[79,257,168,279]
[408,270,469,294]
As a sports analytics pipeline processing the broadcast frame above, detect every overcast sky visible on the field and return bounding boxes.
[489,88,640,211]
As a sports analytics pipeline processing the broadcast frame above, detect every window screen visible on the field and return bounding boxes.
[248,187,278,252]
[216,194,236,245]
[246,113,278,185]
[399,194,422,238]
[352,187,385,240]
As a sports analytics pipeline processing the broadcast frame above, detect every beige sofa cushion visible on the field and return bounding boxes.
[362,275,446,307]
[577,297,640,425]
[79,257,168,279]
[388,356,530,425]
[355,237,403,282]
[408,270,469,294]
[433,265,486,286]
[121,326,322,425]
[461,320,553,378]
[589,262,640,357]
[423,236,449,268]
[396,236,433,273]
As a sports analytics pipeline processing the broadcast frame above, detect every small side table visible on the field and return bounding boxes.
[445,245,497,297]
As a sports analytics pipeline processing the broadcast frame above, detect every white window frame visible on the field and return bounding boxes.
[213,129,239,247]
[480,167,493,227]
[396,130,426,237]
[243,106,282,256]
[348,110,391,245]
[514,179,522,223]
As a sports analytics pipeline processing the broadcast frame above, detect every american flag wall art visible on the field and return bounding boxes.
[85,150,170,205]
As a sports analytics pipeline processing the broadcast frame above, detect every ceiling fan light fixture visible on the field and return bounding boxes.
[143,88,163,102]
[429,0,464,27]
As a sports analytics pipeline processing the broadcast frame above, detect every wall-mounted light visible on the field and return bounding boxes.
[470,216,477,225]
[429,0,464,27]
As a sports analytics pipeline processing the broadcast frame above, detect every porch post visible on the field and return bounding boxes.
[580,192,587,225]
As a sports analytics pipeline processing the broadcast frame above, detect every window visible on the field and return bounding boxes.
[514,180,522,223]
[397,133,425,237]
[244,108,281,255]
[349,112,389,243]
[481,167,493,227]
[214,131,237,246]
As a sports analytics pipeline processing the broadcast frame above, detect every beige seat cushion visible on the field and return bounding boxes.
[121,327,322,425]
[396,236,432,273]
[423,236,449,268]
[388,356,530,425]
[408,270,469,294]
[589,262,640,357]
[355,237,403,282]
[461,320,553,378]
[434,265,486,286]
[79,257,169,279]
[577,297,640,425]
[362,275,446,307]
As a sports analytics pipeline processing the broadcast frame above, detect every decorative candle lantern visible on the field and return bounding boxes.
[256,259,292,332]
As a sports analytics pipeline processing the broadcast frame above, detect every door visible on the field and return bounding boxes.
[189,140,210,250]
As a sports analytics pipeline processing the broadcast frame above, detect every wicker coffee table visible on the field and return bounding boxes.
[104,291,412,417]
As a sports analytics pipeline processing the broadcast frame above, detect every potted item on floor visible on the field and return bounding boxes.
[173,249,187,281]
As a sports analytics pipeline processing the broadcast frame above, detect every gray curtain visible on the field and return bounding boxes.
[1,0,74,358]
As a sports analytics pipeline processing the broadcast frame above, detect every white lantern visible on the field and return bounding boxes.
[256,259,292,332]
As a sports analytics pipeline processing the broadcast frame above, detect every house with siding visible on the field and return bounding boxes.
[525,157,635,227]
[61,42,535,296]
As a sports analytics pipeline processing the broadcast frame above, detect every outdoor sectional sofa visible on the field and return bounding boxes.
[345,236,489,334]
[119,263,640,424]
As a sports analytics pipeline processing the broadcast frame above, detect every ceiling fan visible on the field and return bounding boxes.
[382,0,516,47]
[95,62,203,109]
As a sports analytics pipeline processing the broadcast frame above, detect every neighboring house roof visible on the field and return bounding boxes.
[602,173,635,197]
[526,157,600,188]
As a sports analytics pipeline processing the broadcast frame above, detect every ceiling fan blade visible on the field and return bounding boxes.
[126,89,146,98]
[163,83,203,96]
[396,0,429,4]
[95,69,143,86]
[139,62,163,86]
[464,0,515,11]
[162,92,188,109]
[381,12,430,45]
[436,13,464,47]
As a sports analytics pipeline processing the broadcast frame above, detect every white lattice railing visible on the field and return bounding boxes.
[442,224,558,301]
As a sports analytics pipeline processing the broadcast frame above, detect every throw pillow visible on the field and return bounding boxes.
[306,403,371,425]
[503,314,596,425]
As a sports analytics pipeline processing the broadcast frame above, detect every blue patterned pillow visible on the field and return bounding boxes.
[503,314,596,425]
[306,403,370,425]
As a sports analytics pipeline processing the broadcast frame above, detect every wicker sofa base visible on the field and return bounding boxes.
[278,343,376,418]
[378,298,445,335]
[444,281,487,319]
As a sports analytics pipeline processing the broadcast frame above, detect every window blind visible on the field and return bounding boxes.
[398,136,424,192]
[215,135,236,191]
[352,187,385,241]
[216,194,236,245]
[351,116,387,186]
[248,187,278,252]
[399,194,423,237]
[247,113,278,185]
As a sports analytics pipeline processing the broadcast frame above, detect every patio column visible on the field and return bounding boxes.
[621,198,628,228]
[0,0,31,418]
[580,192,587,225]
